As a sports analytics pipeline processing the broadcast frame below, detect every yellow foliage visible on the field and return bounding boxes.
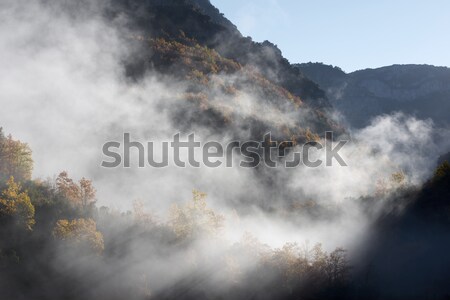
[149,38,240,75]
[53,218,104,254]
[305,128,320,142]
[0,128,33,181]
[391,170,406,185]
[187,69,209,85]
[56,171,96,208]
[433,161,450,182]
[0,176,35,231]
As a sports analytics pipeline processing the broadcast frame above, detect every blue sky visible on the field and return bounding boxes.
[210,0,450,72]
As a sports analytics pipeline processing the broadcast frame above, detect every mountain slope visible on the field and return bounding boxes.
[108,0,340,142]
[296,63,450,128]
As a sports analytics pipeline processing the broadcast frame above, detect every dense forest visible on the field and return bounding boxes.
[0,129,354,299]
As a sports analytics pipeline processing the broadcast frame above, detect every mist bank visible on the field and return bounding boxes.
[1,0,450,299]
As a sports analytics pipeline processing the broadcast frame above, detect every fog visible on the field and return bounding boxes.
[1,0,449,297]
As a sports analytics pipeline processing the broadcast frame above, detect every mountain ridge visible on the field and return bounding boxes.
[108,0,342,141]
[296,62,450,128]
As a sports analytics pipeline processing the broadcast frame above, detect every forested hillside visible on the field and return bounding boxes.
[0,129,353,299]
[1,128,449,299]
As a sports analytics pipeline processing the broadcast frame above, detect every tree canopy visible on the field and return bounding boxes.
[0,176,35,231]
[0,128,33,182]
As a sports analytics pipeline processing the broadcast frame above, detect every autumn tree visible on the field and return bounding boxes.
[375,170,407,196]
[391,170,406,187]
[53,218,104,255]
[56,171,96,209]
[169,189,224,239]
[0,128,33,182]
[79,177,96,208]
[0,176,35,231]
